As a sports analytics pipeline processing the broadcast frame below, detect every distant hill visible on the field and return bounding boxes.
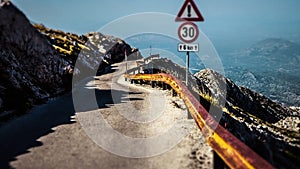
[231,38,300,72]
[226,38,300,106]
[246,38,300,62]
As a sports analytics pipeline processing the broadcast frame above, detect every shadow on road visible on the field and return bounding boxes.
[0,86,144,169]
[96,89,143,109]
[0,93,75,169]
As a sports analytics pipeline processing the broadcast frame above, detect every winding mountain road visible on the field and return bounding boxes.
[0,61,212,169]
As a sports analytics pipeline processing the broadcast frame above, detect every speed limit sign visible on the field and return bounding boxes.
[178,22,199,43]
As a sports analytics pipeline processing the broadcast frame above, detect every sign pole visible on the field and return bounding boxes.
[125,49,128,81]
[176,0,204,119]
[186,51,190,86]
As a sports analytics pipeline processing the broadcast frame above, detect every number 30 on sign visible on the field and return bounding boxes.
[178,22,199,44]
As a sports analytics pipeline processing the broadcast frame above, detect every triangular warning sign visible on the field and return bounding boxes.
[176,0,204,22]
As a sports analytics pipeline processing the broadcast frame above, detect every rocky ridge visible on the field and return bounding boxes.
[34,24,141,75]
[0,2,139,118]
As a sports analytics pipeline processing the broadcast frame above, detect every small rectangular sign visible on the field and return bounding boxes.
[178,43,199,52]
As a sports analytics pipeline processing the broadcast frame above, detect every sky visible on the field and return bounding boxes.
[11,0,300,53]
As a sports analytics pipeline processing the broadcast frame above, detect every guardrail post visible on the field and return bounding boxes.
[171,88,177,97]
[187,110,193,119]
[151,81,155,88]
[186,51,190,86]
[213,151,226,169]
[162,82,166,90]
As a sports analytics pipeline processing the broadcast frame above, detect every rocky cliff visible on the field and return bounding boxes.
[194,69,300,169]
[0,3,70,117]
[0,2,139,118]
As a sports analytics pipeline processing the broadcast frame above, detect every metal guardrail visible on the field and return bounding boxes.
[144,54,160,64]
[124,73,275,169]
[127,65,143,74]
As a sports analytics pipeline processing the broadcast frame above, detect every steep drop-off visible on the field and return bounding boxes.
[142,58,300,168]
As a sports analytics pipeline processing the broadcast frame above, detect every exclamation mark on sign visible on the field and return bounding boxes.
[187,4,191,17]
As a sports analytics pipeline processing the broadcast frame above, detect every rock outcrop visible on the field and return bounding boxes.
[0,3,70,116]
[0,2,140,118]
[34,24,141,76]
[195,69,300,169]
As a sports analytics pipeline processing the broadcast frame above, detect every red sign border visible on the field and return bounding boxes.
[178,22,199,44]
[175,0,204,22]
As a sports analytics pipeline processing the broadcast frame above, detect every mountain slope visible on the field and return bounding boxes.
[195,69,300,169]
[34,24,141,75]
[0,2,140,118]
[0,3,70,115]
